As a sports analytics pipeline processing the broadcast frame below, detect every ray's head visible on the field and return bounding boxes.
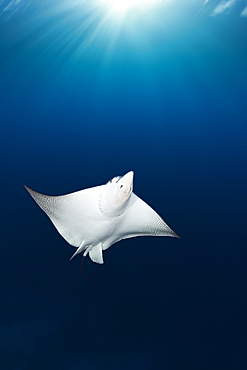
[103,171,134,215]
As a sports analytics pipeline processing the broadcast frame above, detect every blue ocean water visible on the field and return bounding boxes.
[1,1,247,369]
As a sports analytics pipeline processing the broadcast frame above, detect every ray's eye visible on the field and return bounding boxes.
[120,185,123,188]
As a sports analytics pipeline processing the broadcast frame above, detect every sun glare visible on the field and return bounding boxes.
[99,0,162,13]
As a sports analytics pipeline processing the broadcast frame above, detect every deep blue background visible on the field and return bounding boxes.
[1,1,247,369]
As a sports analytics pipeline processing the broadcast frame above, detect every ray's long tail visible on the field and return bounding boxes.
[81,256,100,283]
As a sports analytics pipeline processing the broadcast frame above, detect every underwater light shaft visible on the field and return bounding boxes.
[98,0,162,12]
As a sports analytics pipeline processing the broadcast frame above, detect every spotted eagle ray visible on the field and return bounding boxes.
[24,171,179,266]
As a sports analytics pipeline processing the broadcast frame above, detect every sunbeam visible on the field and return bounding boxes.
[98,0,163,13]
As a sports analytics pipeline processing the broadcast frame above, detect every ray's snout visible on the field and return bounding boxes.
[122,171,134,188]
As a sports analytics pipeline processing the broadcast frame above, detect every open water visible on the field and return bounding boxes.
[1,1,247,369]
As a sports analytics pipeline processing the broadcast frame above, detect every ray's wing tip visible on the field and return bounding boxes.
[23,185,32,195]
[171,230,180,239]
[23,184,33,193]
[23,185,37,199]
[167,228,180,239]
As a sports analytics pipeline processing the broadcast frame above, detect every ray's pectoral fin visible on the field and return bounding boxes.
[110,193,179,247]
[89,244,104,264]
